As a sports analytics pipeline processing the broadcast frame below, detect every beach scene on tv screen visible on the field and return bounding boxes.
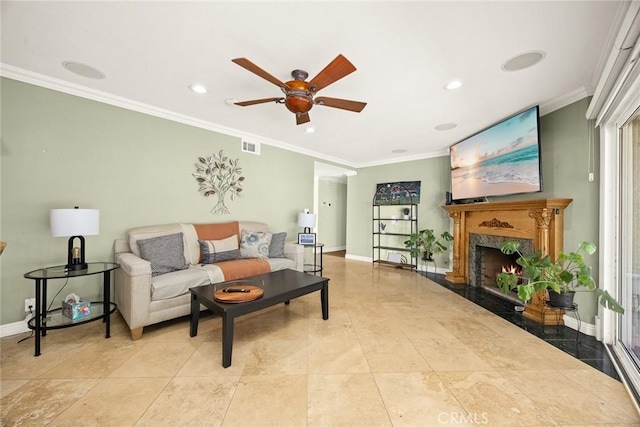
[450,107,541,200]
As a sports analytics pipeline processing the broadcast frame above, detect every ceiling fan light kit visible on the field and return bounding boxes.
[231,54,367,125]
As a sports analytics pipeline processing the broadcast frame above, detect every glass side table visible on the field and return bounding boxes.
[23,262,119,356]
[303,243,324,276]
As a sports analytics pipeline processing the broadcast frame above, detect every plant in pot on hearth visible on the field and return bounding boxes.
[495,241,624,313]
[404,229,453,261]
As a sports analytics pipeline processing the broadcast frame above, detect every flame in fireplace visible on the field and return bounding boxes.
[500,264,524,285]
[501,265,521,275]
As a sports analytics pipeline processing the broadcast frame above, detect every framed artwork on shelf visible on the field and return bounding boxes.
[298,233,316,245]
[374,181,421,205]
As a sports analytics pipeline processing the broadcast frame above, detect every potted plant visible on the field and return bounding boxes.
[404,229,453,261]
[402,207,411,219]
[496,241,624,313]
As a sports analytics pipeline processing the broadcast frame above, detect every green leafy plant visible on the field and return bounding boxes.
[496,241,624,314]
[404,229,453,260]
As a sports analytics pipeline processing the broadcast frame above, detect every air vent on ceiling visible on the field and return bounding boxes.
[242,140,261,155]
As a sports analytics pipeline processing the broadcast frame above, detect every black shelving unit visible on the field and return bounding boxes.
[372,189,418,269]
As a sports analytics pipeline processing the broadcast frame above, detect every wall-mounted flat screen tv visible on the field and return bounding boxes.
[449,105,542,202]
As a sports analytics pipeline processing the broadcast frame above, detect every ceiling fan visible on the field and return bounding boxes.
[231,54,367,125]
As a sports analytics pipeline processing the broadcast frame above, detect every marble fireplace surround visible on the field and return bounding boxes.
[442,198,572,324]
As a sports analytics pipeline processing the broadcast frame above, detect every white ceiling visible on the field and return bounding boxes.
[0,1,626,170]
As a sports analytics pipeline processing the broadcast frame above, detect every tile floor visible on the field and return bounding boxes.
[1,255,639,426]
[422,271,623,380]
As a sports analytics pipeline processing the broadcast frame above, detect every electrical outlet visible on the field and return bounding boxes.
[24,298,35,312]
[589,172,594,182]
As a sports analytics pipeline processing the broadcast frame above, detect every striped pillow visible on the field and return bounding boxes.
[199,235,241,264]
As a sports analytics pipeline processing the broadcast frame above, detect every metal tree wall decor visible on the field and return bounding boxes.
[193,150,245,215]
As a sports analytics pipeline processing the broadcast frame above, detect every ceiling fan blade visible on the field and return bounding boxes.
[308,54,357,92]
[296,112,310,125]
[232,58,287,88]
[235,97,283,107]
[315,97,367,112]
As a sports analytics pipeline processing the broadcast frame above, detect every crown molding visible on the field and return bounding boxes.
[0,63,361,168]
[539,86,590,116]
[0,63,587,170]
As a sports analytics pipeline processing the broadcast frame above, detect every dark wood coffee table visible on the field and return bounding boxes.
[189,269,329,368]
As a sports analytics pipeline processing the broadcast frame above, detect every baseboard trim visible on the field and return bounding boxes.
[345,254,370,263]
[0,318,30,338]
[344,255,449,275]
[323,246,346,253]
[563,314,596,337]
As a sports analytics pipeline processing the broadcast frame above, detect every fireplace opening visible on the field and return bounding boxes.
[478,246,521,300]
[468,233,533,304]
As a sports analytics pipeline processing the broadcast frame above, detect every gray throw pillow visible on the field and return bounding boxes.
[137,232,188,276]
[269,232,287,258]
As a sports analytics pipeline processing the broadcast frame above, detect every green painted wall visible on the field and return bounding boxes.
[346,98,601,323]
[346,157,452,268]
[0,78,315,324]
[317,179,347,250]
[0,78,601,326]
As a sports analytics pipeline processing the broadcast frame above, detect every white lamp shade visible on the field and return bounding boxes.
[50,209,100,237]
[298,212,316,228]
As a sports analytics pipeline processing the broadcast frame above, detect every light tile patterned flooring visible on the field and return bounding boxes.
[1,255,639,426]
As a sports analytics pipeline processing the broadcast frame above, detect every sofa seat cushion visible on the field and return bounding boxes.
[150,266,211,301]
[216,259,270,281]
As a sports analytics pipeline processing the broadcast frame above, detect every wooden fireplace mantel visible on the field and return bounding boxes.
[442,198,572,324]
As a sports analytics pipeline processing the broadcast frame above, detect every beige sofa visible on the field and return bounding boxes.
[114,221,303,339]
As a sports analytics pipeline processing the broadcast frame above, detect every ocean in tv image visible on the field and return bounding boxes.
[450,107,541,200]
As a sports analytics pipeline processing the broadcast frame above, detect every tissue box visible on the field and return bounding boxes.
[61,299,91,319]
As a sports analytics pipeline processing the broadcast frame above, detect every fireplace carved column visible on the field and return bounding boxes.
[529,207,552,257]
[447,211,466,284]
[442,198,572,325]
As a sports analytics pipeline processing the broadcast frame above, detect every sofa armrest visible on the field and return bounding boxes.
[114,251,152,332]
[116,252,152,276]
[284,242,304,272]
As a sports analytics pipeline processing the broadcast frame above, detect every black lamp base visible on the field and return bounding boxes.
[66,235,88,271]
[66,262,88,271]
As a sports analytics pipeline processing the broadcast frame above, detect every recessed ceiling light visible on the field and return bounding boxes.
[61,61,105,79]
[391,149,407,154]
[189,84,207,94]
[305,127,315,134]
[502,51,546,72]
[444,80,463,90]
[435,123,457,131]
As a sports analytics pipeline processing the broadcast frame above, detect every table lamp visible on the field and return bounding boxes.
[50,207,100,271]
[298,211,316,233]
